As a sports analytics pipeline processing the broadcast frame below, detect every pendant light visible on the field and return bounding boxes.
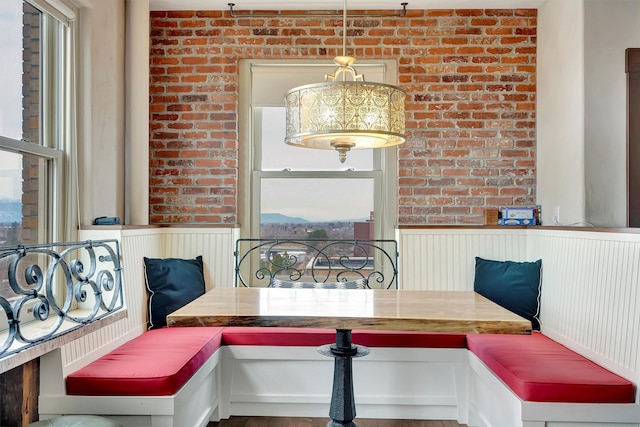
[284,0,406,163]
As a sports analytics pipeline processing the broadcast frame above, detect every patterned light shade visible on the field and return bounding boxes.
[285,74,406,163]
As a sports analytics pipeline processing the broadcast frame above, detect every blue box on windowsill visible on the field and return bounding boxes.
[498,207,541,226]
[498,218,535,226]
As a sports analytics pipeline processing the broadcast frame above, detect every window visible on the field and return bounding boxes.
[0,0,75,300]
[239,60,398,242]
[0,0,74,248]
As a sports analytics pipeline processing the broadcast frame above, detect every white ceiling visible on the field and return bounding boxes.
[149,0,545,12]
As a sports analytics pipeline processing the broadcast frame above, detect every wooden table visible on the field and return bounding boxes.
[167,288,531,427]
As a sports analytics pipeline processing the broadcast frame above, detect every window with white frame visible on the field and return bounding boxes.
[0,0,75,297]
[240,60,398,242]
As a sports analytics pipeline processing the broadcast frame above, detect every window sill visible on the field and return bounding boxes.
[0,308,127,374]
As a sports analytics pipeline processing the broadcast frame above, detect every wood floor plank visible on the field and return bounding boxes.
[208,417,466,427]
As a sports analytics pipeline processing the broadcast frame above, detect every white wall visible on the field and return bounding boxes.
[537,0,586,226]
[584,0,640,227]
[125,0,150,225]
[77,0,126,226]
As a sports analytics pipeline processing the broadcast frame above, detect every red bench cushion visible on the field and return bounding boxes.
[221,327,336,346]
[221,327,466,348]
[66,327,223,396]
[467,332,635,403]
[353,330,466,348]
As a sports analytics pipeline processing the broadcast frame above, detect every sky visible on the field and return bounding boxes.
[0,1,23,141]
[0,1,24,201]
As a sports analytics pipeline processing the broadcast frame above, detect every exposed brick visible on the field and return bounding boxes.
[444,206,471,215]
[440,18,468,27]
[442,37,469,45]
[486,27,513,36]
[471,18,498,26]
[149,7,537,225]
[456,47,484,55]
[443,188,470,196]
[442,56,469,64]
[456,10,484,17]
[426,28,454,36]
[426,10,454,17]
[455,28,482,35]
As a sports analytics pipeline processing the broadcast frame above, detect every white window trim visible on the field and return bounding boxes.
[26,0,76,25]
[0,0,78,243]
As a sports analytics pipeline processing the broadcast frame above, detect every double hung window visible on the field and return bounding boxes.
[240,60,398,241]
[0,0,75,300]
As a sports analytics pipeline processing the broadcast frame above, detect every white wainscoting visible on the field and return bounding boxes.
[528,229,640,383]
[62,227,238,373]
[397,227,528,291]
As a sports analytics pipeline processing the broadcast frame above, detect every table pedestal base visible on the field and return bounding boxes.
[318,329,370,427]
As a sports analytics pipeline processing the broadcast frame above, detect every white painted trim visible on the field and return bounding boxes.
[149,0,545,12]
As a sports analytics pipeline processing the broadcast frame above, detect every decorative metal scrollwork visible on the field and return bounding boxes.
[234,238,398,289]
[0,240,124,360]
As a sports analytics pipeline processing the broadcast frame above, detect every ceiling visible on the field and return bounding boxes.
[149,0,546,12]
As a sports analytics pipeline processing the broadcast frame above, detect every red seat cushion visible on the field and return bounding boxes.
[467,332,635,403]
[66,327,223,396]
[221,327,336,346]
[353,330,466,348]
[221,327,466,348]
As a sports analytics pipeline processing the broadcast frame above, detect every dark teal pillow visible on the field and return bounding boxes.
[143,256,206,329]
[473,257,542,330]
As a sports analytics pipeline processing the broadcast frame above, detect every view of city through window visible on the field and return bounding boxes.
[252,106,380,284]
[257,106,376,242]
[260,210,376,241]
[0,152,22,246]
[260,178,375,241]
[1,1,41,304]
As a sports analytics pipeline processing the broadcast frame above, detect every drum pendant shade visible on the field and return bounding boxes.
[284,2,406,163]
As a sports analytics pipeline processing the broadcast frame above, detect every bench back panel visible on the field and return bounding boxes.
[528,229,640,383]
[397,228,528,291]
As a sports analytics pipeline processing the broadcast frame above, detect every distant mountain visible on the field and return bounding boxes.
[0,200,21,224]
[261,213,309,224]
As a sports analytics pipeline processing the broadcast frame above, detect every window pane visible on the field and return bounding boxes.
[0,150,49,306]
[0,1,41,143]
[260,107,373,171]
[0,150,24,249]
[260,177,374,239]
[0,149,48,247]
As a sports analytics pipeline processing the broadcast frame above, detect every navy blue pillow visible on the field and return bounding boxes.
[144,256,206,329]
[473,257,542,330]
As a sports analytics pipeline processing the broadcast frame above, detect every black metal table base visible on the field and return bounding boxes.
[318,329,370,427]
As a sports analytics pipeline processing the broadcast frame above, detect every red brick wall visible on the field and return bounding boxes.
[21,2,41,244]
[149,8,536,225]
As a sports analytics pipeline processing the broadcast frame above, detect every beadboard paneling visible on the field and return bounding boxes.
[528,229,640,381]
[397,228,528,291]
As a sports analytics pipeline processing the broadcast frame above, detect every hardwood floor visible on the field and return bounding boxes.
[208,417,466,427]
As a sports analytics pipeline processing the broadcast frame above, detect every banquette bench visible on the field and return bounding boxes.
[39,325,638,427]
[36,227,640,427]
